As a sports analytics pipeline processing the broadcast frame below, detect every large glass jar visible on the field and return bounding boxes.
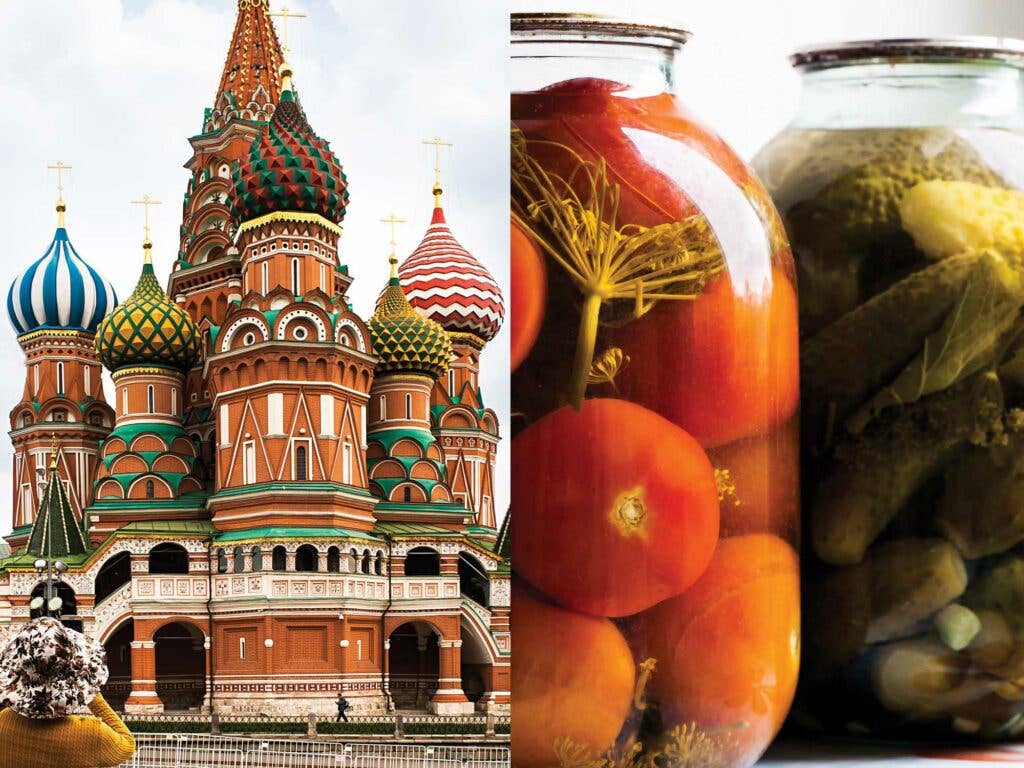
[510,15,800,768]
[754,39,1024,742]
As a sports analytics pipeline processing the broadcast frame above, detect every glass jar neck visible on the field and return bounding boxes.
[792,61,1024,130]
[510,40,677,96]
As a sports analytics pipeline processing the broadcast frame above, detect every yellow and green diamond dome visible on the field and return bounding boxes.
[369,266,451,380]
[96,248,201,372]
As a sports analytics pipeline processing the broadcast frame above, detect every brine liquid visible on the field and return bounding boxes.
[754,126,1024,741]
[511,79,801,768]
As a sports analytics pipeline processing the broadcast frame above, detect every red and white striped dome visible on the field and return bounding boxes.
[398,200,504,344]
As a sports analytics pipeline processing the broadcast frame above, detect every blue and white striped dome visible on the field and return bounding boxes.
[7,226,117,337]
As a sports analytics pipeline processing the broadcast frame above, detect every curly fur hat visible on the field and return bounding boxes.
[0,617,108,719]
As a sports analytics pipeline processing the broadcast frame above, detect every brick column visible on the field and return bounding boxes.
[430,639,472,714]
[125,640,163,713]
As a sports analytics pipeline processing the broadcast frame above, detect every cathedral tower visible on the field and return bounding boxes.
[89,226,205,540]
[397,171,505,532]
[5,188,116,549]
[206,60,376,532]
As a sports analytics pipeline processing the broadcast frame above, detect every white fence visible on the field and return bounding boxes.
[122,735,510,768]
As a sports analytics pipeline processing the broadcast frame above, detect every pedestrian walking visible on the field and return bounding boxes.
[336,692,350,723]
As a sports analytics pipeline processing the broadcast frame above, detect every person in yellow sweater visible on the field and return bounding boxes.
[0,616,135,767]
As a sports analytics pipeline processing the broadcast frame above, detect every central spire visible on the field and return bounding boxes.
[208,0,286,132]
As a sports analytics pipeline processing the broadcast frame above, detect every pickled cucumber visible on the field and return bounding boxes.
[810,539,969,672]
[812,373,1005,565]
[802,252,983,441]
[937,434,1024,558]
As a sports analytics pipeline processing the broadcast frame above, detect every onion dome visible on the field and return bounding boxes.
[369,250,452,379]
[398,186,504,344]
[230,63,349,225]
[7,203,117,337]
[95,243,201,372]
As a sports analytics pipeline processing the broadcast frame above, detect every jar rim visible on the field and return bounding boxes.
[792,37,1024,69]
[510,13,690,50]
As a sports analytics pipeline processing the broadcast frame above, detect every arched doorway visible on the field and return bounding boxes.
[30,581,81,632]
[102,619,133,711]
[405,546,440,576]
[95,552,131,604]
[460,618,493,708]
[154,622,206,710]
[387,621,439,710]
[458,553,489,607]
[148,543,189,574]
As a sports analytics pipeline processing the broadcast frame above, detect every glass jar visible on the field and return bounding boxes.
[753,38,1024,741]
[511,14,801,768]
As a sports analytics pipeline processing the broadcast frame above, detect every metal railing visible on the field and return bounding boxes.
[122,712,509,739]
[120,735,510,768]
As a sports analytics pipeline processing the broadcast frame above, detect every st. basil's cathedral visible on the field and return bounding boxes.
[0,0,509,716]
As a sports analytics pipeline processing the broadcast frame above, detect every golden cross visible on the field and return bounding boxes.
[130,194,162,245]
[47,161,72,202]
[49,433,58,471]
[380,212,406,273]
[422,136,453,187]
[270,5,307,54]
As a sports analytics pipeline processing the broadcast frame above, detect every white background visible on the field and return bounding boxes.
[511,0,1024,158]
[0,0,509,535]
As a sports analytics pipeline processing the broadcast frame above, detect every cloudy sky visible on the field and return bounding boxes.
[0,0,509,534]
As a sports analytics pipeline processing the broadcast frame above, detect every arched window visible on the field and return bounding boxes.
[145,480,155,499]
[291,258,300,295]
[361,549,371,575]
[251,546,263,571]
[233,546,245,573]
[295,444,307,481]
[147,385,155,414]
[149,543,190,574]
[56,362,65,395]
[327,546,340,573]
[272,545,287,571]
[403,486,412,503]
[19,413,32,428]
[349,548,359,572]
[216,548,227,574]
[374,552,383,576]
[261,261,269,293]
[379,394,386,420]
[405,394,412,420]
[448,369,455,395]
[295,544,318,572]
[405,547,440,576]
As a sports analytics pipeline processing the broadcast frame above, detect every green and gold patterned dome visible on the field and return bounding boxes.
[368,255,451,379]
[96,245,201,372]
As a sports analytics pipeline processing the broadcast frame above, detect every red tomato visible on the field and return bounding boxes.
[512,398,719,617]
[510,219,546,372]
[512,78,753,228]
[511,580,635,768]
[614,268,800,448]
[634,534,800,768]
[708,416,800,542]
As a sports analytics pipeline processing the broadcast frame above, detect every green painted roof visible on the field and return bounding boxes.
[214,526,380,543]
[103,422,188,447]
[209,481,376,500]
[495,511,511,559]
[117,519,217,535]
[27,466,89,559]
[374,522,460,536]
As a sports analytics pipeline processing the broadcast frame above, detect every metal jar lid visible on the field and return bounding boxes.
[511,13,690,50]
[791,37,1024,69]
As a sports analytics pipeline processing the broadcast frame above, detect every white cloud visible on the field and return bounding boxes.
[0,0,509,533]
